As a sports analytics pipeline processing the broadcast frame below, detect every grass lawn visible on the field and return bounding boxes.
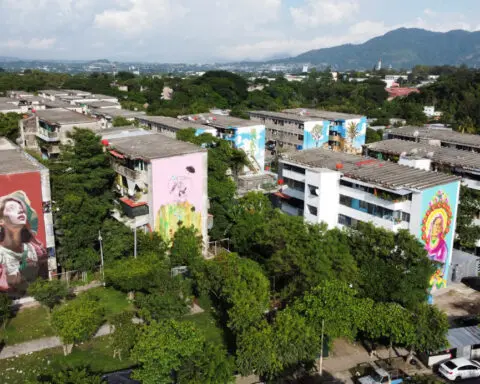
[182,294,226,347]
[83,287,134,319]
[1,287,132,346]
[0,336,134,384]
[1,306,55,345]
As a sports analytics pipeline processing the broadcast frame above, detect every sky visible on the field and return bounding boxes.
[1,0,479,63]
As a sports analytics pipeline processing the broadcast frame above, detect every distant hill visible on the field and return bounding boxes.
[280,28,480,69]
[0,56,21,62]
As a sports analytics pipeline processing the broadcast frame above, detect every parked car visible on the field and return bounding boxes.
[358,367,406,384]
[439,358,480,381]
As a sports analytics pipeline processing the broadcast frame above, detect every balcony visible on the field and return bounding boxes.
[340,184,412,213]
[281,169,305,183]
[283,186,305,201]
[282,202,304,217]
[36,129,60,142]
[338,205,409,232]
[112,162,146,183]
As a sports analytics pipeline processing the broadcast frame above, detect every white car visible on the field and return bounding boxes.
[439,358,480,381]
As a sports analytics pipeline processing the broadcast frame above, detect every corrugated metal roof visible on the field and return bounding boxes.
[447,326,480,349]
[281,147,461,191]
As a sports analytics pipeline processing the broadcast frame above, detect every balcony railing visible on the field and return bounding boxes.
[36,129,59,141]
[112,162,143,181]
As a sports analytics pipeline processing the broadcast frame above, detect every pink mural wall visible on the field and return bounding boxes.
[151,152,206,242]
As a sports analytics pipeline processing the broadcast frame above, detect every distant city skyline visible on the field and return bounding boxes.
[1,0,479,63]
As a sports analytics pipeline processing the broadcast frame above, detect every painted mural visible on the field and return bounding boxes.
[0,173,49,297]
[151,152,206,242]
[303,121,329,150]
[234,125,266,172]
[344,117,367,154]
[418,183,460,300]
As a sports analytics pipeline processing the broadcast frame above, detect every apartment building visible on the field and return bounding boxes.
[277,147,461,293]
[0,138,56,297]
[249,108,366,154]
[0,96,45,114]
[364,139,480,191]
[386,126,480,153]
[136,115,215,139]
[105,133,209,248]
[19,109,102,158]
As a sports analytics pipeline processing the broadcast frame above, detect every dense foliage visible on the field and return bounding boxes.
[27,279,69,311]
[0,112,22,142]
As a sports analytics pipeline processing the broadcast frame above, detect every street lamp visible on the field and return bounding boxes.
[98,231,105,286]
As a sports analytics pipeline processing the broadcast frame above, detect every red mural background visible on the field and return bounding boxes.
[0,172,46,245]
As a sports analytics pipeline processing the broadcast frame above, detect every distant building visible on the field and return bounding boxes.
[277,147,461,296]
[19,109,102,158]
[91,108,146,129]
[104,133,209,249]
[386,86,420,100]
[423,106,443,119]
[0,137,56,297]
[249,108,367,154]
[386,126,480,153]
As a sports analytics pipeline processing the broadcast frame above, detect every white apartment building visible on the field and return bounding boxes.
[277,147,462,290]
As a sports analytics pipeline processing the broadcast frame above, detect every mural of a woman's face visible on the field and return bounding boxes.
[431,217,444,238]
[1,200,27,228]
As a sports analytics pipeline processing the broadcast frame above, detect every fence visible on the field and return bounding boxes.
[50,266,103,288]
[207,238,231,258]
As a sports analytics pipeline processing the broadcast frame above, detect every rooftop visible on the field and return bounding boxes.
[84,101,121,109]
[282,108,364,120]
[249,109,364,122]
[34,109,97,125]
[447,326,480,349]
[39,89,70,96]
[365,139,480,171]
[387,126,480,150]
[108,133,205,160]
[281,147,460,191]
[92,108,145,118]
[178,114,259,128]
[0,138,45,175]
[100,127,153,140]
[137,115,209,130]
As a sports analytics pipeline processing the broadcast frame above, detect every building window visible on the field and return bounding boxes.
[308,205,318,216]
[284,177,305,191]
[308,185,318,196]
[283,163,306,175]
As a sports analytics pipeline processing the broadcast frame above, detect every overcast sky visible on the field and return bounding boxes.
[1,0,479,63]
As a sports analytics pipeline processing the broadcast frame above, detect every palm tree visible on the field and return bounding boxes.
[310,124,324,147]
[347,121,360,143]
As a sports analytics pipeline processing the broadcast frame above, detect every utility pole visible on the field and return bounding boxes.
[133,225,137,259]
[319,319,325,375]
[98,231,105,286]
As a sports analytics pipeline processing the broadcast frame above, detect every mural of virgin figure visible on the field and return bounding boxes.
[421,190,453,293]
[0,191,47,294]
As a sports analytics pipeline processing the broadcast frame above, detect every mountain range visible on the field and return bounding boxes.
[275,28,480,70]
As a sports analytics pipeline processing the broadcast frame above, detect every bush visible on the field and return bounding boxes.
[27,279,69,311]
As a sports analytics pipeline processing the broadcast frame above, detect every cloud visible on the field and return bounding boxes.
[94,0,188,35]
[2,38,56,50]
[290,0,359,29]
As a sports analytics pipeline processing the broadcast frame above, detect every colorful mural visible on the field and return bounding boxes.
[234,125,266,172]
[418,183,460,298]
[303,121,329,150]
[0,173,49,296]
[344,117,367,153]
[151,152,206,242]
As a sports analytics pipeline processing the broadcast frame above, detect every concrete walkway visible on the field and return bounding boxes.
[0,324,111,360]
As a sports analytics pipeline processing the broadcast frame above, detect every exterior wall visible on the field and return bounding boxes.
[343,117,367,154]
[414,182,461,298]
[57,121,102,144]
[195,128,217,137]
[303,120,329,150]
[234,125,266,172]
[151,152,208,247]
[0,170,56,297]
[304,169,341,228]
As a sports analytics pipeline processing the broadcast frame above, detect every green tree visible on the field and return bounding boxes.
[201,252,270,333]
[132,319,205,384]
[100,219,134,263]
[50,128,114,271]
[135,289,191,321]
[51,296,104,355]
[109,311,138,360]
[177,342,235,384]
[170,226,203,268]
[0,112,22,142]
[27,279,69,311]
[366,128,384,144]
[410,304,449,354]
[35,367,101,384]
[111,116,131,127]
[348,223,434,309]
[455,185,480,250]
[105,255,161,293]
